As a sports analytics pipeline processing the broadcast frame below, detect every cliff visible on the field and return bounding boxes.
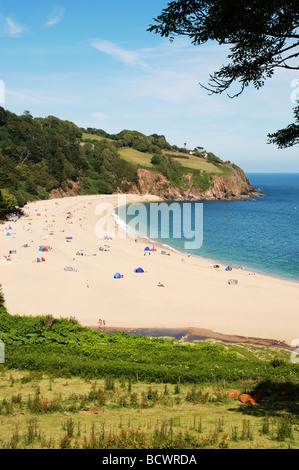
[135,167,259,201]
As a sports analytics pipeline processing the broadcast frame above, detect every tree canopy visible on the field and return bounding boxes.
[148,0,299,148]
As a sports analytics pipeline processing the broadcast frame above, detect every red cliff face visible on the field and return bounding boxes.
[134,168,257,201]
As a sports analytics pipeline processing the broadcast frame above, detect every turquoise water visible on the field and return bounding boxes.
[116,174,299,282]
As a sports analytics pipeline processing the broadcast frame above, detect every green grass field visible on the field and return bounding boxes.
[118,148,228,174]
[0,368,297,449]
[164,151,226,174]
[82,133,112,142]
[118,148,153,168]
[82,134,228,175]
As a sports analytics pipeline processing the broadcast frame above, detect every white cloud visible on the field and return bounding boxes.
[6,17,26,37]
[91,39,144,67]
[46,6,65,27]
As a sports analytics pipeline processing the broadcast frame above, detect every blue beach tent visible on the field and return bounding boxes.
[114,273,122,279]
[135,268,144,273]
[144,247,151,251]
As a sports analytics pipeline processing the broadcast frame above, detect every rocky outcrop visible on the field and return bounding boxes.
[135,167,259,201]
[50,181,81,199]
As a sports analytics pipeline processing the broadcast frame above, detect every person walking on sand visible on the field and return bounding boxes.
[86,280,90,288]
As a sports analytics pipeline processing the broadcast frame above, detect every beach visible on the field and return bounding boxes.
[0,193,298,347]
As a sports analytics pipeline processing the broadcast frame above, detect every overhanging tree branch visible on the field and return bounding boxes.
[148,0,299,148]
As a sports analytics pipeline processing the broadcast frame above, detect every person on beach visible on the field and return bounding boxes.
[86,280,90,288]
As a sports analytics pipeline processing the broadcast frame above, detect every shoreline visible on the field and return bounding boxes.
[0,193,298,347]
[113,200,299,287]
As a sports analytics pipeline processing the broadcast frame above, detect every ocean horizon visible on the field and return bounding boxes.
[115,173,299,283]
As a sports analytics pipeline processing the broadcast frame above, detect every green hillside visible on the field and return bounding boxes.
[0,107,236,217]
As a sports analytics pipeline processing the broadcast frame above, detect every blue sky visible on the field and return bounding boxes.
[0,0,298,172]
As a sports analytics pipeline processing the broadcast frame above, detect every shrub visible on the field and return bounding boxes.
[44,315,55,329]
[0,286,5,307]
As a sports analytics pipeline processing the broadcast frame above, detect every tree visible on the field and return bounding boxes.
[148,0,299,148]
[0,189,18,215]
[151,154,163,165]
[268,105,299,148]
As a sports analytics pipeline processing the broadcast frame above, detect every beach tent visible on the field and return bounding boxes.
[114,273,122,279]
[6,233,11,236]
[135,268,144,273]
[144,247,151,251]
[33,257,45,263]
[225,266,232,271]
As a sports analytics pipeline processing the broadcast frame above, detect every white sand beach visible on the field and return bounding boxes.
[0,193,298,346]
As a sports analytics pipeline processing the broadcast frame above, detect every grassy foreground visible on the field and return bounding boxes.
[0,308,298,449]
[0,369,298,449]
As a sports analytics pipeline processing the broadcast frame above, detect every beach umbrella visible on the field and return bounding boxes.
[114,273,122,279]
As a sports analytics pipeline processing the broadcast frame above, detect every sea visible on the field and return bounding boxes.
[115,173,299,283]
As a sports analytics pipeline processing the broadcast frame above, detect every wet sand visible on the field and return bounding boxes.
[101,326,292,350]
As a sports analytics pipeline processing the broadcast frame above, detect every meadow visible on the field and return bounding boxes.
[82,131,227,175]
[118,148,154,168]
[117,147,227,174]
[163,151,226,174]
[0,368,298,449]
